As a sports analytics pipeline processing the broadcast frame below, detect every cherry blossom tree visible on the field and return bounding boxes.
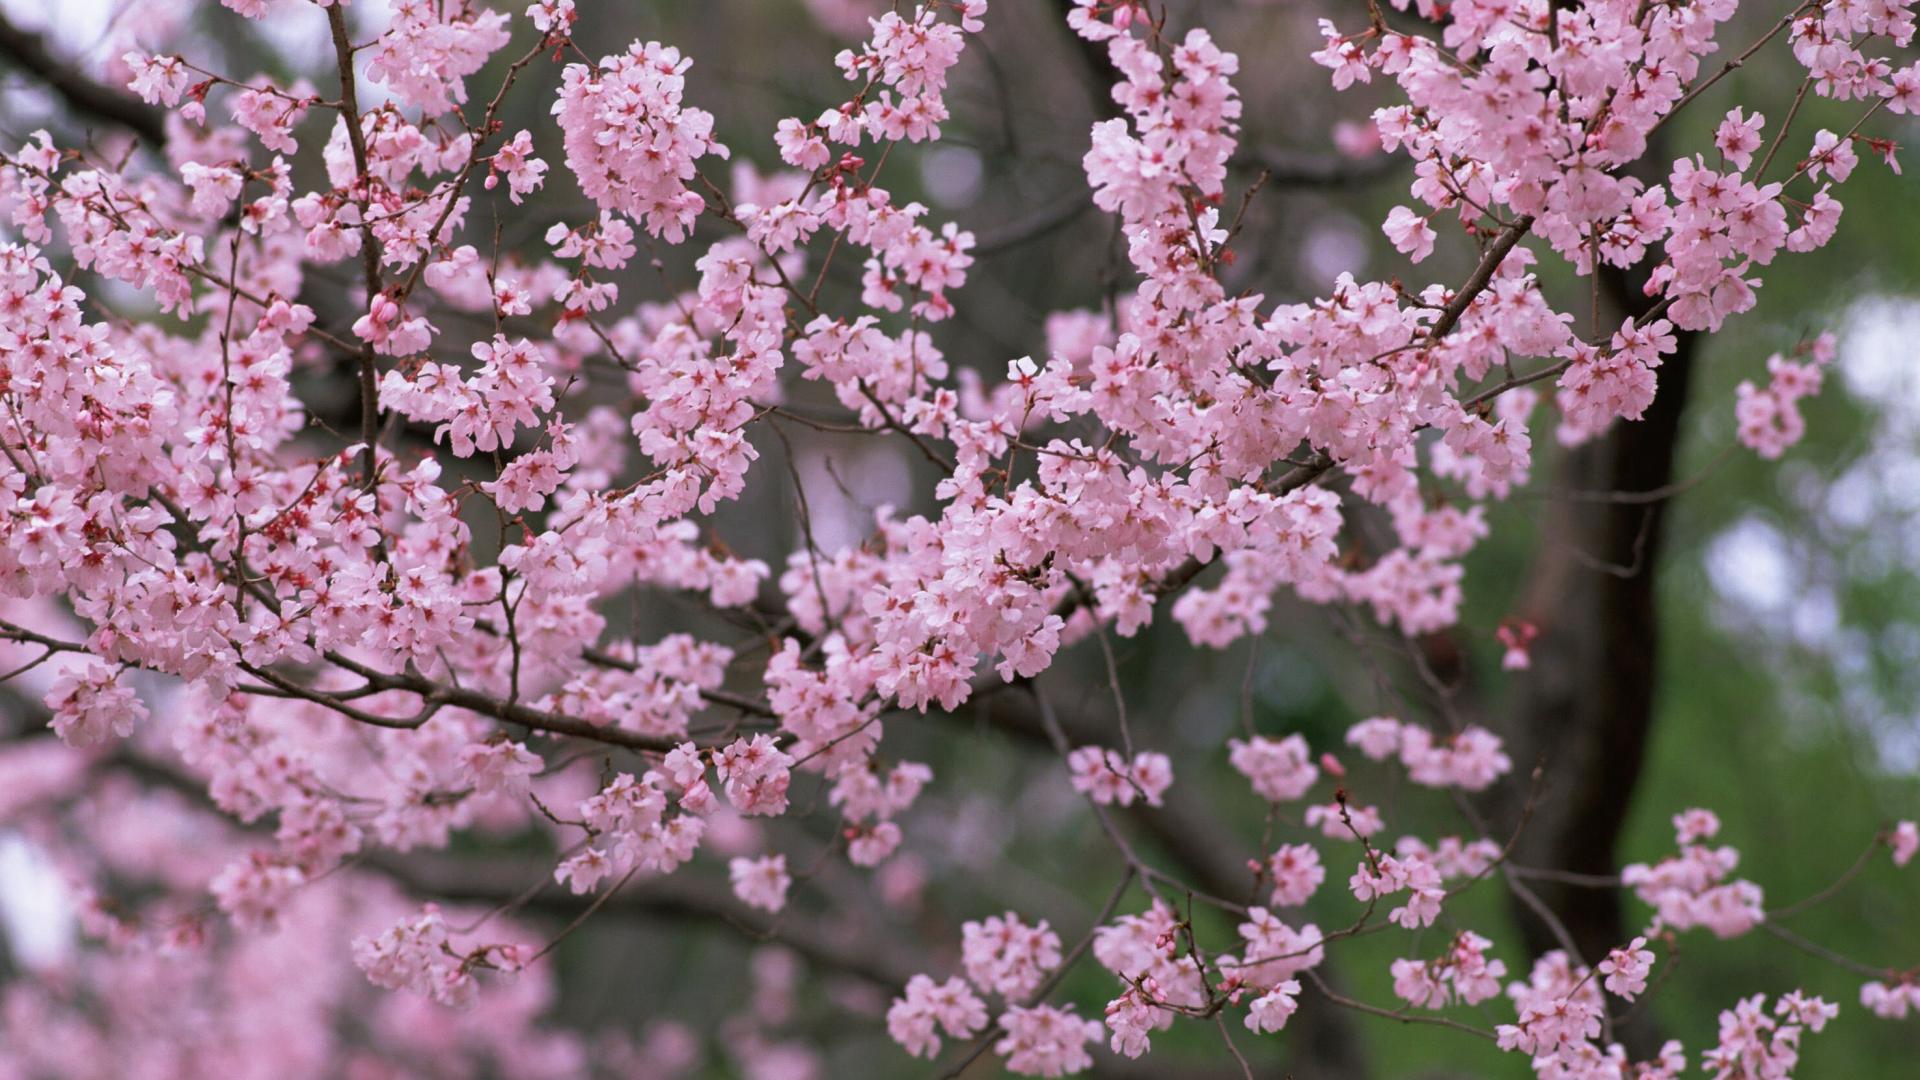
[0,0,1915,1076]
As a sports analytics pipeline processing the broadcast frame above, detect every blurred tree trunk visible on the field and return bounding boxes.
[1496,262,1698,1056]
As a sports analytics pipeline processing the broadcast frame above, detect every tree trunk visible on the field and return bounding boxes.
[1498,267,1698,1056]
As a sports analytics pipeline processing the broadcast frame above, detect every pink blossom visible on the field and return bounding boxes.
[715,734,794,816]
[1304,800,1383,840]
[729,854,792,913]
[210,852,305,930]
[125,53,193,107]
[45,661,146,747]
[1067,746,1172,807]
[552,41,726,242]
[1266,843,1325,906]
[1892,820,1919,867]
[0,0,1905,1064]
[1346,716,1402,760]
[1860,978,1920,1019]
[1496,619,1537,670]
[526,0,577,35]
[486,130,547,204]
[995,1004,1099,1077]
[1228,733,1318,802]
[889,974,988,1058]
[1103,987,1157,1058]
[458,740,542,798]
[1805,129,1858,183]
[230,83,310,154]
[1382,205,1437,262]
[353,905,483,1011]
[1701,992,1835,1078]
[848,821,903,866]
[1244,980,1300,1034]
[1599,936,1655,1000]
[962,912,1061,999]
[1715,108,1766,171]
[1736,340,1830,459]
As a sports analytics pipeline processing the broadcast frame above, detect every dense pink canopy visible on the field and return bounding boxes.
[0,0,1915,1076]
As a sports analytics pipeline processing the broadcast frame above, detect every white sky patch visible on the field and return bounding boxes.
[0,833,75,971]
[1839,295,1920,435]
[0,0,114,55]
[0,0,391,99]
[1705,515,1796,617]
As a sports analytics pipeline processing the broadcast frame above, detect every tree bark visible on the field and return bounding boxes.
[1497,267,1698,1056]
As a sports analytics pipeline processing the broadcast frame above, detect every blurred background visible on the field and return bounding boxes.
[2,0,1918,1075]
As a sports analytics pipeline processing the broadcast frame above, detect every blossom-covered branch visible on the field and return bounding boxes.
[0,0,1915,1076]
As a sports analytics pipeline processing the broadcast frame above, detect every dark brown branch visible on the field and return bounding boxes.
[370,851,925,990]
[325,5,386,499]
[319,650,686,754]
[0,14,166,147]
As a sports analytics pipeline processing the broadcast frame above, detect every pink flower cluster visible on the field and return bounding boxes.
[891,909,1103,1075]
[1702,992,1838,1079]
[1622,809,1768,939]
[1736,336,1835,459]
[0,0,1910,1073]
[1066,745,1172,807]
[552,41,725,242]
[1344,715,1513,791]
[355,904,514,1011]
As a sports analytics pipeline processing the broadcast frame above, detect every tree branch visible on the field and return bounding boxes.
[369,850,926,990]
[324,5,386,500]
[0,14,166,147]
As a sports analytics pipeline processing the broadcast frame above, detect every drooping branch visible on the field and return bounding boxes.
[965,682,1377,1080]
